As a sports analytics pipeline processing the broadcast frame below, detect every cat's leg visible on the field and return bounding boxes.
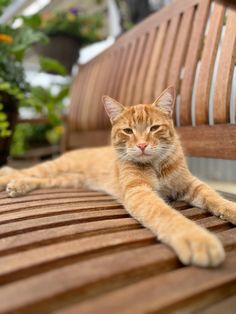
[0,166,19,176]
[118,162,225,267]
[181,176,236,225]
[0,155,73,191]
[6,173,84,197]
[0,173,25,191]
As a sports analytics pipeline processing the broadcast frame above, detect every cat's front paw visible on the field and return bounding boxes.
[6,180,30,197]
[216,200,236,225]
[171,229,225,267]
[0,176,11,192]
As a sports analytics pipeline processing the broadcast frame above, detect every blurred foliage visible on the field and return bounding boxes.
[0,0,11,15]
[11,84,69,157]
[0,1,48,141]
[0,1,70,158]
[21,8,104,45]
[0,104,11,138]
[39,57,67,76]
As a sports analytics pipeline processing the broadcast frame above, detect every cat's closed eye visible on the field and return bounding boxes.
[123,128,133,134]
[150,125,160,132]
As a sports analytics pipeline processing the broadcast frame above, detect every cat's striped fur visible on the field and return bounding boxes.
[0,87,235,267]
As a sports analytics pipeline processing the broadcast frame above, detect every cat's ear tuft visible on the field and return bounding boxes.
[152,86,176,117]
[102,95,124,123]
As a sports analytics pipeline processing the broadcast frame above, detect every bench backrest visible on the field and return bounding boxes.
[66,0,236,160]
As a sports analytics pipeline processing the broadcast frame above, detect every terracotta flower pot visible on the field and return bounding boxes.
[35,35,80,73]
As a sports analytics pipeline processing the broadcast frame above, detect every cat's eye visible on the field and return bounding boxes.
[150,125,160,132]
[123,128,133,134]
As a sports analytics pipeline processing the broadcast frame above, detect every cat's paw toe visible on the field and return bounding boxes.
[0,177,10,192]
[6,180,28,197]
[173,232,225,267]
[218,201,236,225]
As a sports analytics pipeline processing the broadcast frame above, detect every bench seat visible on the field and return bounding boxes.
[0,189,235,313]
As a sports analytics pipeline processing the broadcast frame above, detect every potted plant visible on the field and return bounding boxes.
[0,1,68,165]
[32,8,104,72]
[0,2,48,165]
[10,83,69,158]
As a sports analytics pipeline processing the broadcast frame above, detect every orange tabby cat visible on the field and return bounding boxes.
[0,87,235,267]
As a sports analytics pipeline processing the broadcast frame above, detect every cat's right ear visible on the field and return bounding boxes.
[102,95,124,123]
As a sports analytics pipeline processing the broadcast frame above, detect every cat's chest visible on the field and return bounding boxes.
[156,179,179,201]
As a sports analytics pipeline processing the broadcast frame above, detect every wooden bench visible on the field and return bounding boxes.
[0,0,236,313]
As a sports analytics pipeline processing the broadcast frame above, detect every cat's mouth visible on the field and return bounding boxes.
[138,152,151,156]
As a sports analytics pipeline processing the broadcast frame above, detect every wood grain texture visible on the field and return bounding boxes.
[126,34,147,105]
[213,5,236,123]
[201,294,236,314]
[180,0,211,126]
[143,22,168,103]
[177,124,236,159]
[66,0,236,160]
[195,2,226,125]
[0,188,234,313]
[133,29,156,104]
[167,6,195,124]
[58,248,236,314]
[119,41,137,104]
[155,14,180,96]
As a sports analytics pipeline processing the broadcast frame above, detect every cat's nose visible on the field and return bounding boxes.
[137,143,148,152]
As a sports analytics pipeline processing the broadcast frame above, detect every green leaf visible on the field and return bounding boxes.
[39,57,67,75]
[20,14,42,29]
[54,85,69,101]
[12,28,48,61]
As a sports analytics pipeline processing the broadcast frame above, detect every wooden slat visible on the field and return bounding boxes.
[87,56,107,129]
[201,294,236,314]
[0,191,108,205]
[155,14,181,96]
[59,249,236,314]
[105,51,120,97]
[0,189,105,199]
[119,41,137,104]
[0,209,128,238]
[126,35,147,104]
[97,51,118,128]
[82,61,102,130]
[180,0,211,125]
[0,203,122,222]
[0,218,139,255]
[0,229,155,284]
[112,46,128,100]
[74,64,92,131]
[195,2,226,125]
[167,6,195,124]
[68,65,85,131]
[213,6,236,123]
[0,195,119,214]
[177,124,236,159]
[0,244,178,314]
[143,22,168,103]
[133,29,156,104]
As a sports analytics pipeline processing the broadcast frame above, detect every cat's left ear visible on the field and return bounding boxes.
[102,95,124,123]
[152,86,176,117]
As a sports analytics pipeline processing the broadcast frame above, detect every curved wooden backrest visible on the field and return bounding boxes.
[67,0,236,159]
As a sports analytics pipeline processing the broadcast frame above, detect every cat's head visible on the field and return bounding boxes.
[103,86,176,164]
